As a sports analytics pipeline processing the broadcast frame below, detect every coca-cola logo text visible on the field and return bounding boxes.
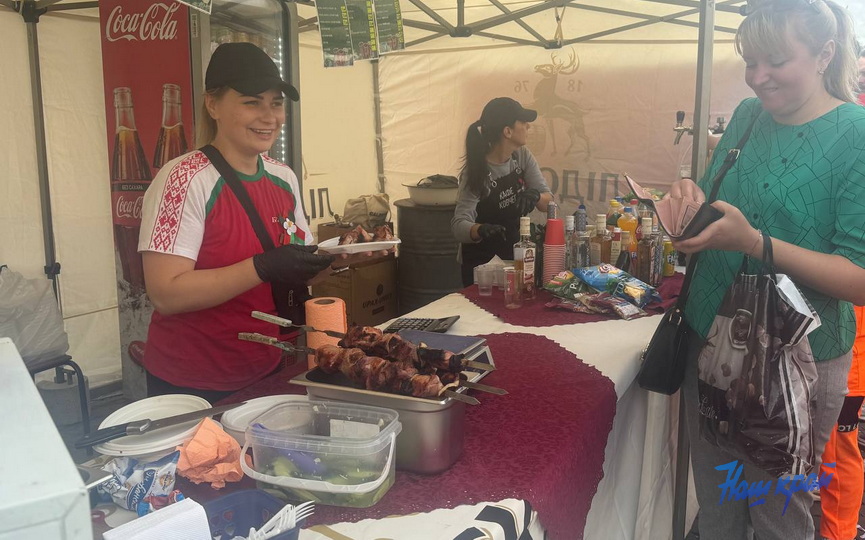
[116,195,144,220]
[105,3,179,43]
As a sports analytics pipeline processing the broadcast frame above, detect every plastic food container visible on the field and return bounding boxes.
[221,395,309,445]
[203,489,303,540]
[240,401,402,508]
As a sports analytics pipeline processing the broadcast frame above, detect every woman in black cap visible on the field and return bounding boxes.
[138,43,383,401]
[451,97,553,286]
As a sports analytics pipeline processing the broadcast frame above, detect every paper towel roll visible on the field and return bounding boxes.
[305,297,347,369]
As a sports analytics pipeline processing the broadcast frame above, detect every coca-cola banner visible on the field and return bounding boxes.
[99,0,193,398]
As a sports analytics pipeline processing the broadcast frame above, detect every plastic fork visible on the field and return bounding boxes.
[244,501,314,540]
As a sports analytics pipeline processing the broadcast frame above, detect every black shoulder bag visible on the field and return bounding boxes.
[637,109,760,394]
[199,145,309,328]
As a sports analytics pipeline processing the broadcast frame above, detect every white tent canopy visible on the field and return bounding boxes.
[5,0,865,375]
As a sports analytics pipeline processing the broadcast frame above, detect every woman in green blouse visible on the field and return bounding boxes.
[669,1,865,538]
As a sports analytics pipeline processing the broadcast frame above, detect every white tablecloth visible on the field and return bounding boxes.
[299,292,693,540]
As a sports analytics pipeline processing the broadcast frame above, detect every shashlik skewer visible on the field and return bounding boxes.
[315,344,479,404]
[238,333,487,402]
[340,327,494,373]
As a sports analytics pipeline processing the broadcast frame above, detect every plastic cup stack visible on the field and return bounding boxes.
[543,218,566,285]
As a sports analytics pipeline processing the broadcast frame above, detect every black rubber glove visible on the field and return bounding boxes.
[516,188,541,216]
[477,223,507,241]
[252,244,335,285]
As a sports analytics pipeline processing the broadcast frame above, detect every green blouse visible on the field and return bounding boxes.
[684,97,865,360]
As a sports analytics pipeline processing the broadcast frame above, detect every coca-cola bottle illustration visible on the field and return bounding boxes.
[153,83,188,169]
[111,87,151,294]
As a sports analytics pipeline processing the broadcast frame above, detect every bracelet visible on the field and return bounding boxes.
[746,229,762,258]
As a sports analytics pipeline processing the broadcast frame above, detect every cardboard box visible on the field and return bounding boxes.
[317,222,355,243]
[312,256,398,327]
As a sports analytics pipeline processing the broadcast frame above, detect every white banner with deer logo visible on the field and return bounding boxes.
[379,41,751,220]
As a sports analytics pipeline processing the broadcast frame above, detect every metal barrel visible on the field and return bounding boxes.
[395,199,463,314]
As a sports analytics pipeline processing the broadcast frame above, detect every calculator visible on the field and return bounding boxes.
[382,315,460,334]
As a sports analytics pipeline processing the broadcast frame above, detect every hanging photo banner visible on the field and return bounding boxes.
[344,0,378,61]
[316,0,355,67]
[174,0,212,15]
[373,0,404,54]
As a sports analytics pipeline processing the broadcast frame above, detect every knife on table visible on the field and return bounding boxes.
[74,401,245,448]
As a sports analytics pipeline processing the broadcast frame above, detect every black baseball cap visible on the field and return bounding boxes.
[206,42,299,101]
[480,97,537,126]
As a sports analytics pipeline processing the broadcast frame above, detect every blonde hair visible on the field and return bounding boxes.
[195,87,230,147]
[735,0,858,102]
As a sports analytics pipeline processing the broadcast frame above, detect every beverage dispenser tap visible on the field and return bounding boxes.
[710,116,726,134]
[673,110,693,145]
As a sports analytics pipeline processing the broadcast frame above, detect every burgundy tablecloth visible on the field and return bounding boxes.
[205,332,617,540]
[461,271,684,327]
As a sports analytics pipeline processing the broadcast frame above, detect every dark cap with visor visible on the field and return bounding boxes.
[206,42,299,101]
[480,97,537,127]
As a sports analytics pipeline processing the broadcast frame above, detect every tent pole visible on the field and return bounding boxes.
[691,1,714,182]
[23,0,61,300]
[673,3,716,540]
[283,1,302,175]
[372,59,385,194]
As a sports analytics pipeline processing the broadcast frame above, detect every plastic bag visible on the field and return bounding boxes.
[342,193,391,229]
[697,253,819,477]
[0,266,69,363]
[573,264,661,307]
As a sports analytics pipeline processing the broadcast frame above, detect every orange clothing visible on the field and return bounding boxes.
[820,306,865,540]
[850,305,865,396]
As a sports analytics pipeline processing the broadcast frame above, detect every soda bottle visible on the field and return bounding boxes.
[153,84,189,169]
[111,87,152,294]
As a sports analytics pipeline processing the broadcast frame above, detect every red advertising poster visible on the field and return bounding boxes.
[99,0,194,397]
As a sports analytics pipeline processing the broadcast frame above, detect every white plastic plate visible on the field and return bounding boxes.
[94,394,211,458]
[317,236,401,255]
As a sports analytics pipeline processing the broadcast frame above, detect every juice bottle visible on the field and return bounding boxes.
[617,207,638,255]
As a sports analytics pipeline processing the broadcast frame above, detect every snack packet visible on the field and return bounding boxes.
[545,296,598,314]
[544,270,595,300]
[585,293,647,320]
[573,264,661,307]
[96,450,180,511]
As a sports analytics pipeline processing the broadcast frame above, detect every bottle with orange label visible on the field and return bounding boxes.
[617,206,638,253]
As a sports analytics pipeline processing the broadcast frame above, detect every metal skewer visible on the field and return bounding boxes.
[460,380,507,395]
[251,311,346,339]
[238,332,316,355]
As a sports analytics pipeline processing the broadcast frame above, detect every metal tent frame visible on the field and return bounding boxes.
[2,1,747,537]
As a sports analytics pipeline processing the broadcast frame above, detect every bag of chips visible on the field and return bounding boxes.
[573,264,661,307]
[96,451,180,511]
[544,270,594,300]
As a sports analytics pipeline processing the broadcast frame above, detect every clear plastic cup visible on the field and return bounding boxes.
[477,265,494,296]
[503,266,522,309]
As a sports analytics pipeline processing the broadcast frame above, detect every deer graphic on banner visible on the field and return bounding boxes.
[532,50,591,157]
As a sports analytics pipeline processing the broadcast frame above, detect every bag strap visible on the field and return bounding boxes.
[674,106,761,310]
[199,145,291,319]
[200,145,276,251]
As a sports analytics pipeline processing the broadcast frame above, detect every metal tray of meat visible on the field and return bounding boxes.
[289,333,494,474]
